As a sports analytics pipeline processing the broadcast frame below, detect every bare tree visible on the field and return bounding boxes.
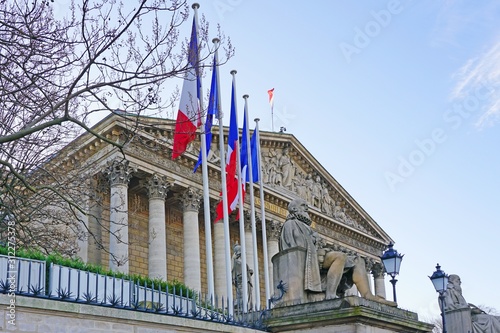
[0,0,232,257]
[430,317,442,333]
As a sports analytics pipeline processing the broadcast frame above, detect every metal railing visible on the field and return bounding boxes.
[0,255,269,330]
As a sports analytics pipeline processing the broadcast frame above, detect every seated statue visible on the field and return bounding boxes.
[279,198,396,306]
[444,274,500,333]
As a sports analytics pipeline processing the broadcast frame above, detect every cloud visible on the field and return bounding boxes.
[451,40,500,128]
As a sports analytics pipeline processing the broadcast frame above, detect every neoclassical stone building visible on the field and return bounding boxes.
[58,111,394,303]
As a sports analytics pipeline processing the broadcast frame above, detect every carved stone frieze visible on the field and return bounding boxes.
[259,145,377,237]
[124,143,221,190]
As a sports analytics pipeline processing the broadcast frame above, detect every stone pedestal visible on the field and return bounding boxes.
[445,308,473,333]
[266,296,434,333]
[272,247,308,305]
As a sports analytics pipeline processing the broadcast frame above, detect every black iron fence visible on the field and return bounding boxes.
[0,255,268,330]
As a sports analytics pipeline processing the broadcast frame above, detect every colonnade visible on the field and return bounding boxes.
[89,158,388,301]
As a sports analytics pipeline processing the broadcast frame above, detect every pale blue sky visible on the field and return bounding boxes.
[196,0,500,320]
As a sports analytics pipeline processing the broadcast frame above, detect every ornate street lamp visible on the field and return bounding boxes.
[380,243,404,303]
[429,263,448,333]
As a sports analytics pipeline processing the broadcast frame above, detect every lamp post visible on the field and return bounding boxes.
[380,243,404,303]
[429,263,448,333]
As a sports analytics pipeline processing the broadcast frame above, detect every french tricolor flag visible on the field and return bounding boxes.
[172,18,201,159]
[215,80,240,221]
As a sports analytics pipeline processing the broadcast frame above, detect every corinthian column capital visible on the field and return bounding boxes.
[371,262,386,278]
[266,220,282,241]
[146,174,170,200]
[181,187,202,212]
[105,158,135,186]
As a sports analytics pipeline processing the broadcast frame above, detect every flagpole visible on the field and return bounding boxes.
[236,90,249,313]
[214,38,233,315]
[192,3,214,298]
[254,118,271,308]
[243,95,261,310]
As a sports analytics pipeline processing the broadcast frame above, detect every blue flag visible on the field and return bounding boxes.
[240,116,259,183]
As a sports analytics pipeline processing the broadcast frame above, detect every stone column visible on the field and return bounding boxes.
[76,203,89,262]
[372,263,387,299]
[266,220,281,291]
[87,177,105,265]
[214,217,227,299]
[105,159,134,273]
[146,174,169,280]
[182,187,202,292]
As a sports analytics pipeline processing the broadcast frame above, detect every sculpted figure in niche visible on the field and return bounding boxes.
[444,274,500,333]
[278,147,294,188]
[292,171,303,195]
[261,151,271,183]
[320,182,334,216]
[304,174,314,204]
[311,175,323,208]
[279,198,396,306]
[266,148,280,185]
[333,202,348,222]
[232,244,253,310]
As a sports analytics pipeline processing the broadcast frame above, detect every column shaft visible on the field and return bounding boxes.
[147,174,169,280]
[87,186,103,265]
[244,222,255,306]
[266,220,281,292]
[214,221,226,299]
[149,198,167,279]
[182,188,202,292]
[76,208,89,262]
[372,263,387,298]
[109,184,129,273]
[105,159,134,274]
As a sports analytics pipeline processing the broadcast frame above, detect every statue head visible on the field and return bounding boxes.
[448,274,462,292]
[233,243,241,258]
[288,198,311,225]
